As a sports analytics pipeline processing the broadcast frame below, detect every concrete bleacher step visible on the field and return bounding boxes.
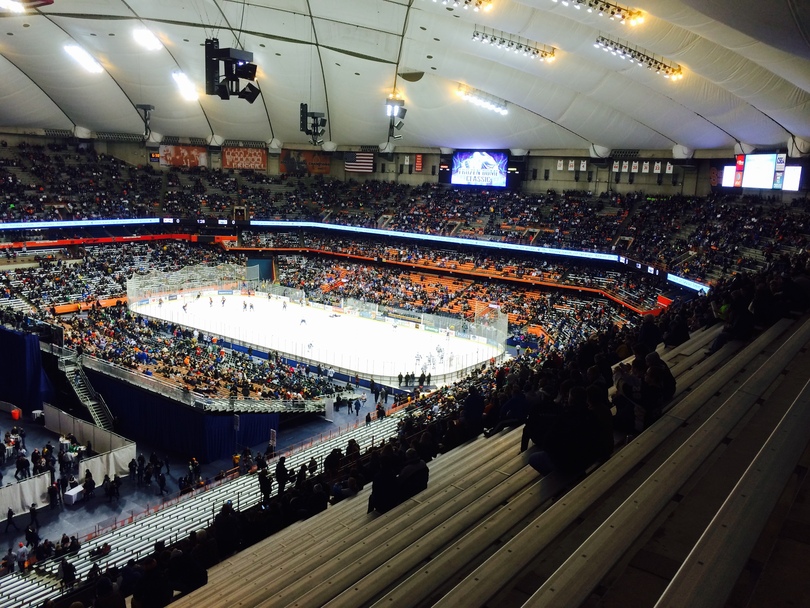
[279,429,516,548]
[173,430,526,607]
[517,315,810,608]
[654,380,810,608]
[280,454,535,607]
[203,429,520,588]
[428,316,803,608]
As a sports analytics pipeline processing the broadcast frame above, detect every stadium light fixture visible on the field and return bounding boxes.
[385,97,405,118]
[456,84,508,115]
[551,0,644,25]
[204,38,261,103]
[64,44,104,74]
[172,71,199,101]
[595,34,682,79]
[472,27,556,62]
[0,1,25,13]
[133,28,163,51]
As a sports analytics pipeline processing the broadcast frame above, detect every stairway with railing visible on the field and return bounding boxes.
[58,352,114,431]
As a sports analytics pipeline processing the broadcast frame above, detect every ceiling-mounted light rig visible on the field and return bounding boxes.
[204,38,261,104]
[299,103,327,145]
[472,27,556,62]
[595,34,683,79]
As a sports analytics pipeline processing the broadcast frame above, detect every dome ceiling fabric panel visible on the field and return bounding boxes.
[0,0,805,152]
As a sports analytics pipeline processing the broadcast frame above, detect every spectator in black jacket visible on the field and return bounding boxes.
[528,386,605,478]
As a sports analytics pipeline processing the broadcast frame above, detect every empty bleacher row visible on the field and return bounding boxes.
[0,406,404,607]
[157,313,810,608]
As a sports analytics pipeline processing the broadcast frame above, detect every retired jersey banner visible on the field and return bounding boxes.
[642,161,650,173]
[159,145,208,168]
[279,149,332,175]
[631,160,639,173]
[612,160,620,172]
[654,161,662,173]
[580,160,587,171]
[621,160,629,172]
[557,159,564,171]
[222,147,267,170]
[666,162,674,174]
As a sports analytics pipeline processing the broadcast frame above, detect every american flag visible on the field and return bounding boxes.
[344,151,374,173]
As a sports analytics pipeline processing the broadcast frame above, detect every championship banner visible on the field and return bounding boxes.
[666,162,674,174]
[621,160,629,172]
[279,149,332,174]
[631,160,639,173]
[222,147,267,170]
[579,160,587,171]
[557,159,564,171]
[654,161,662,173]
[568,159,575,171]
[612,160,620,172]
[642,161,650,173]
[159,145,208,168]
[414,154,423,172]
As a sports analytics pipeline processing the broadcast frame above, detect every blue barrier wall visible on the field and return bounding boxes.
[85,369,278,463]
[0,326,52,412]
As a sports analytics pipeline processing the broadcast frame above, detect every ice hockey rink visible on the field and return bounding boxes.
[130,293,503,383]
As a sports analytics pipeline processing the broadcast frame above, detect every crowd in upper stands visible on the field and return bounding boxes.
[1,141,807,283]
[255,231,666,310]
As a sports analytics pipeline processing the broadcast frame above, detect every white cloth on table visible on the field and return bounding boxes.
[63,485,83,505]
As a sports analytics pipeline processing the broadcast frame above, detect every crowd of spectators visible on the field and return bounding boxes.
[258,231,666,312]
[0,241,241,309]
[60,304,338,401]
[1,142,807,282]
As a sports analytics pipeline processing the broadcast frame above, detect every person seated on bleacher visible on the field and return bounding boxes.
[707,288,755,354]
[459,385,485,439]
[484,384,529,437]
[368,448,400,514]
[89,542,112,559]
[586,385,615,464]
[613,362,666,433]
[167,547,208,595]
[528,386,606,478]
[308,483,330,516]
[35,538,55,562]
[645,352,676,402]
[662,313,690,347]
[57,557,77,590]
[93,574,126,608]
[397,448,429,501]
[131,557,173,608]
[330,476,360,504]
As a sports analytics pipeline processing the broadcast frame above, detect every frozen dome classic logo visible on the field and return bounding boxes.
[451,151,509,187]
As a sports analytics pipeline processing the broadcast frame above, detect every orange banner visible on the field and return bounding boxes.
[159,145,208,168]
[222,147,267,170]
[279,149,332,175]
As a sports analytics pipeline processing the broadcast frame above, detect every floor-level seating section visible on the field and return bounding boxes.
[0,406,404,607]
